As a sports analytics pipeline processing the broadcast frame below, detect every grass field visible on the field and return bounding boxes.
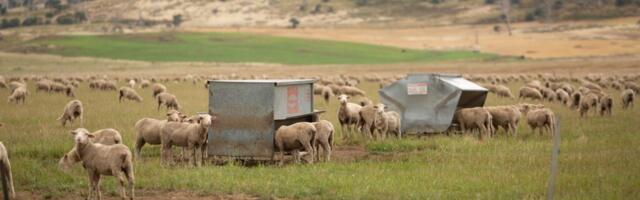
[0,76,638,199]
[12,32,500,65]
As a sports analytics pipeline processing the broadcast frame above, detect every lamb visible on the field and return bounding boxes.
[58,128,123,171]
[454,107,494,139]
[580,92,600,117]
[373,103,401,139]
[485,105,522,136]
[524,108,556,136]
[555,89,570,105]
[518,87,543,100]
[67,128,134,200]
[273,122,316,166]
[7,86,27,104]
[160,114,214,166]
[495,85,514,98]
[156,92,181,111]
[151,83,167,97]
[0,142,15,200]
[599,95,613,116]
[621,89,635,109]
[337,94,362,138]
[118,86,143,102]
[58,100,83,127]
[358,103,377,139]
[311,120,334,162]
[133,110,185,159]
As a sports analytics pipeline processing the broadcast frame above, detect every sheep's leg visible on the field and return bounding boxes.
[321,142,331,162]
[195,144,203,167]
[124,165,135,200]
[113,169,129,199]
[96,176,102,200]
[134,138,145,160]
[303,142,314,164]
[293,150,300,164]
[187,144,196,167]
[161,143,173,166]
[314,141,320,162]
[2,159,15,199]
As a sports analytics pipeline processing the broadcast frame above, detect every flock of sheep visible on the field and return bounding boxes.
[0,72,638,199]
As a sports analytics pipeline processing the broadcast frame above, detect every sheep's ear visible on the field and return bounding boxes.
[70,130,77,135]
[373,105,378,109]
[87,134,95,138]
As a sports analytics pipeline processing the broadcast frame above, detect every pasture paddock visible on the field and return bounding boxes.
[0,73,638,199]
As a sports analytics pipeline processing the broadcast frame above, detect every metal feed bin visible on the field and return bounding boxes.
[207,80,319,159]
[379,73,488,133]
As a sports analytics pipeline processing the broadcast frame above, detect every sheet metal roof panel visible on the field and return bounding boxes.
[208,79,315,86]
[439,77,488,91]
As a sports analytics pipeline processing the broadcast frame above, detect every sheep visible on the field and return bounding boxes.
[454,107,494,139]
[311,120,334,162]
[151,83,167,97]
[160,114,214,166]
[0,142,15,200]
[118,86,143,102]
[68,128,134,200]
[624,82,639,93]
[321,86,334,103]
[621,89,635,109]
[555,89,570,105]
[58,128,123,171]
[7,87,27,104]
[599,95,613,116]
[485,105,522,136]
[140,80,150,88]
[524,108,556,136]
[8,81,25,93]
[101,80,117,90]
[337,94,362,138]
[273,122,316,166]
[36,80,52,92]
[58,100,83,127]
[518,87,543,100]
[128,79,136,88]
[358,103,377,139]
[570,92,582,110]
[0,76,6,88]
[580,92,600,117]
[156,92,181,111]
[373,103,401,139]
[495,85,514,98]
[133,110,185,159]
[339,86,365,96]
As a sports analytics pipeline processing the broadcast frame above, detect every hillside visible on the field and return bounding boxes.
[1,0,639,29]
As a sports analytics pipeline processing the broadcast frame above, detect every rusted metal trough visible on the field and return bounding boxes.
[207,80,322,160]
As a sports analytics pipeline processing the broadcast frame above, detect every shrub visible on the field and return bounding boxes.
[289,18,300,29]
[45,12,55,18]
[22,16,41,26]
[355,0,368,6]
[172,14,182,27]
[74,11,87,22]
[56,15,75,25]
[1,18,21,29]
[485,0,495,4]
[0,5,6,15]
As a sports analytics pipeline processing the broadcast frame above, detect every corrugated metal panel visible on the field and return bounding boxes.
[379,73,487,133]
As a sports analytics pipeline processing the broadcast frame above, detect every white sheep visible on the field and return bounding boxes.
[156,92,181,111]
[337,94,362,138]
[118,86,143,102]
[160,114,214,166]
[128,79,136,88]
[68,128,134,200]
[598,95,613,116]
[58,128,123,171]
[58,100,83,127]
[485,105,522,136]
[373,103,401,139]
[524,108,556,136]
[151,83,167,97]
[454,107,494,139]
[7,86,27,104]
[273,122,316,166]
[140,80,150,88]
[133,110,185,159]
[495,85,514,98]
[518,87,543,100]
[0,142,15,200]
[311,120,334,162]
[621,89,635,109]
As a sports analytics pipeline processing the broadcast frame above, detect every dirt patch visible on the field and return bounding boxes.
[331,145,369,162]
[15,190,259,200]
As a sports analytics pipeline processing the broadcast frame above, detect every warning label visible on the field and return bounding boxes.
[407,82,428,95]
[287,86,300,114]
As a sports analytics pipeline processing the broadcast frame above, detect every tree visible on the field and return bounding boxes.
[289,18,300,29]
[22,16,40,26]
[172,14,183,27]
[500,0,512,36]
[0,5,7,15]
[74,11,87,22]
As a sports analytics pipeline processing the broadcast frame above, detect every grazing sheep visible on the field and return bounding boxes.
[140,80,150,88]
[58,129,123,171]
[337,95,362,138]
[58,100,83,127]
[373,103,401,139]
[0,142,15,200]
[68,128,134,200]
[0,76,6,88]
[36,80,51,92]
[454,107,494,139]
[156,92,181,111]
[495,85,514,98]
[160,114,214,166]
[133,110,185,159]
[273,122,316,166]
[151,83,167,97]
[621,89,635,109]
[518,87,543,100]
[485,105,522,136]
[580,92,600,117]
[555,89,570,105]
[570,92,582,110]
[321,86,334,103]
[524,108,556,136]
[339,86,366,96]
[624,82,639,93]
[599,95,613,116]
[7,87,27,104]
[128,79,136,88]
[118,87,143,102]
[312,120,334,162]
[8,81,25,93]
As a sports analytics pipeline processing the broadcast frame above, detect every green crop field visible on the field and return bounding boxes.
[0,77,638,199]
[14,32,500,65]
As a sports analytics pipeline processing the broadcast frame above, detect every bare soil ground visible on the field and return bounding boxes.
[191,17,640,59]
